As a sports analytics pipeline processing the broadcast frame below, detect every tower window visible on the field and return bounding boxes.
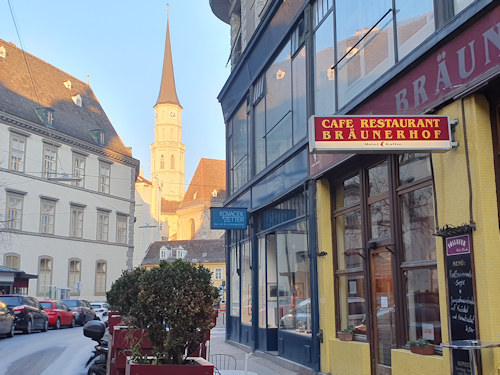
[170,155,175,170]
[160,155,165,169]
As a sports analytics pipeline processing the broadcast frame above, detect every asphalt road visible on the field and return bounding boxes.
[0,325,95,375]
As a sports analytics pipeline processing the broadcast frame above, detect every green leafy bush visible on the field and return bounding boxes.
[107,260,219,365]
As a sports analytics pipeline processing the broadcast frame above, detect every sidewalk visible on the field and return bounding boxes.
[208,313,314,375]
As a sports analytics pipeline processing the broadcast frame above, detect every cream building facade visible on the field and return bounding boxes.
[0,39,139,301]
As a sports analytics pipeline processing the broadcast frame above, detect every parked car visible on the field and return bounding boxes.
[62,299,96,326]
[39,300,76,329]
[0,299,15,338]
[90,302,109,323]
[0,295,48,334]
[280,298,311,331]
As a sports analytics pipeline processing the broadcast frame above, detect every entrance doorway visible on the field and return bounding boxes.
[370,247,396,375]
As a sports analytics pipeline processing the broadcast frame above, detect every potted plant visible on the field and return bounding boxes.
[338,326,354,341]
[121,260,219,374]
[408,338,435,355]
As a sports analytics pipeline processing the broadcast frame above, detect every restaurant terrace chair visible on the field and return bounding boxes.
[210,353,237,374]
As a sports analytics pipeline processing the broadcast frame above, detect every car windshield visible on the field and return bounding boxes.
[0,296,22,306]
[40,302,53,309]
[63,300,78,307]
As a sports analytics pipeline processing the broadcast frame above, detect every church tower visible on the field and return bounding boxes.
[151,11,185,203]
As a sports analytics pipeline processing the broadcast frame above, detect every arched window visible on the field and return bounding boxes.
[95,260,107,295]
[68,259,81,296]
[189,219,195,240]
[170,155,175,170]
[160,154,165,169]
[37,256,53,296]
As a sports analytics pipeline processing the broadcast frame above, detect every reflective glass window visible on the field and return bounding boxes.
[314,12,335,115]
[396,0,435,59]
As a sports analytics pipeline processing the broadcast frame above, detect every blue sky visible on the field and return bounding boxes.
[0,0,230,185]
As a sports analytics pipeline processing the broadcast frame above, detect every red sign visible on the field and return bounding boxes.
[309,115,451,153]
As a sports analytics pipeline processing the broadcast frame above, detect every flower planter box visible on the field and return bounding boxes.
[338,332,354,341]
[125,357,214,375]
[410,345,435,355]
[108,314,124,335]
[110,327,153,375]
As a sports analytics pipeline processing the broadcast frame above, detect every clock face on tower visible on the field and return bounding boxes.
[169,111,176,119]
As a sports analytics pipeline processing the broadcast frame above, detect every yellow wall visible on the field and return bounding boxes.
[316,95,500,374]
[433,96,500,374]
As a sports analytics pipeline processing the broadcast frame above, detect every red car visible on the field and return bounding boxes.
[39,300,76,329]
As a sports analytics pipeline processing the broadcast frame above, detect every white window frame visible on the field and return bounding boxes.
[116,214,128,244]
[214,267,223,280]
[98,162,111,194]
[97,211,110,242]
[6,193,24,230]
[42,145,57,179]
[72,153,86,187]
[40,200,56,235]
[70,206,84,238]
[9,134,26,172]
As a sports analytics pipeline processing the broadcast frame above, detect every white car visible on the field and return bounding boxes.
[90,302,109,323]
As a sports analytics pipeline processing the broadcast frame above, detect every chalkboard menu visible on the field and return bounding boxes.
[445,234,477,375]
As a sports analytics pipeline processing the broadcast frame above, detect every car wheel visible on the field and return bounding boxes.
[41,318,49,332]
[7,322,15,338]
[24,319,33,334]
[55,318,61,330]
[70,317,75,328]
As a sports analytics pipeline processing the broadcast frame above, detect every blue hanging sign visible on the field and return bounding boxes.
[210,207,248,230]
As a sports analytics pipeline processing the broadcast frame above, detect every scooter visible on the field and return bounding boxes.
[83,320,108,375]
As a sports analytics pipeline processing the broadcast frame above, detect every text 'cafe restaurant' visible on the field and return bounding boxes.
[310,15,500,375]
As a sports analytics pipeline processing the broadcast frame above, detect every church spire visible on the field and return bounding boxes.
[156,9,181,107]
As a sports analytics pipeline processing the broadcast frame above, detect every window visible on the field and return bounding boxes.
[5,253,20,270]
[95,261,107,295]
[160,154,165,169]
[116,214,128,244]
[170,155,175,170]
[72,154,86,187]
[70,205,84,238]
[176,249,186,259]
[396,0,435,59]
[314,10,335,115]
[6,192,25,230]
[160,246,169,259]
[98,162,111,194]
[214,267,223,280]
[9,134,26,172]
[68,259,81,296]
[97,211,109,241]
[37,257,52,296]
[42,145,57,179]
[40,200,56,235]
[241,241,252,325]
[230,245,240,317]
[331,154,440,347]
[229,102,249,193]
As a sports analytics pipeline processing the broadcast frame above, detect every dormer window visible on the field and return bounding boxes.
[64,80,72,90]
[212,189,218,197]
[0,46,6,59]
[176,248,187,259]
[160,246,167,259]
[90,129,105,146]
[72,94,82,107]
[34,107,55,128]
